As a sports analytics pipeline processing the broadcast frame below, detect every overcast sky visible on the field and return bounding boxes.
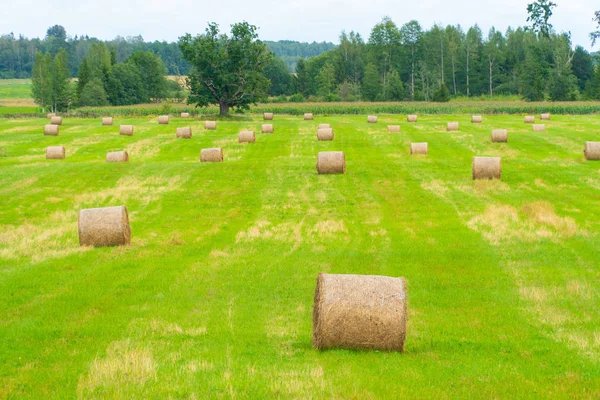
[2,0,598,50]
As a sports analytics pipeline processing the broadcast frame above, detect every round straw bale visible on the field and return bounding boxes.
[50,116,62,126]
[158,115,169,124]
[447,122,459,131]
[317,128,334,141]
[584,142,600,160]
[204,121,216,130]
[102,117,113,126]
[176,127,192,138]
[262,124,274,133]
[388,125,401,133]
[472,115,483,123]
[78,206,130,247]
[181,112,190,118]
[304,113,314,120]
[312,273,407,351]
[318,123,331,129]
[264,112,274,120]
[201,147,224,162]
[316,151,345,174]
[47,113,56,118]
[407,115,418,122]
[106,151,129,162]
[367,115,378,123]
[44,124,59,136]
[541,113,550,121]
[532,124,546,132]
[238,130,256,143]
[410,142,428,155]
[524,116,535,123]
[472,156,502,180]
[491,129,508,143]
[120,125,134,136]
[46,146,65,159]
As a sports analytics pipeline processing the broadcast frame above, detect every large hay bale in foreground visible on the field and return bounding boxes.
[120,125,134,136]
[541,113,551,121]
[304,113,314,120]
[388,125,400,133]
[201,147,223,162]
[318,123,331,129]
[204,121,216,130]
[44,124,59,136]
[367,115,378,123]
[472,115,483,123]
[472,156,502,180]
[176,127,192,138]
[313,273,407,351]
[238,130,256,143]
[262,124,274,133]
[524,116,535,123]
[407,115,418,123]
[533,124,546,132]
[106,151,129,162]
[584,142,600,160]
[50,116,62,126]
[317,151,345,174]
[447,122,459,131]
[264,112,274,120]
[158,115,169,124]
[317,128,334,141]
[410,142,428,155]
[492,129,508,143]
[180,112,190,118]
[102,117,113,126]
[46,146,65,159]
[78,205,131,247]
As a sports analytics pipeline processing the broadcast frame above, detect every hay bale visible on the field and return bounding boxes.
[204,121,216,130]
[201,148,223,162]
[312,273,407,351]
[410,142,428,155]
[238,130,256,143]
[407,115,418,122]
[50,116,62,126]
[262,124,274,133]
[181,112,190,118]
[318,123,331,129]
[78,206,131,247]
[491,129,508,143]
[120,125,134,136]
[524,116,535,123]
[533,124,546,132]
[158,115,169,124]
[46,146,65,159]
[472,115,483,123]
[541,113,550,121]
[264,112,274,120]
[584,142,600,160]
[47,113,56,118]
[447,122,459,131]
[304,113,314,120]
[472,156,502,180]
[176,127,192,139]
[44,124,59,136]
[317,128,334,141]
[106,151,129,162]
[367,115,378,123]
[316,151,345,174]
[102,117,113,126]
[388,125,400,133]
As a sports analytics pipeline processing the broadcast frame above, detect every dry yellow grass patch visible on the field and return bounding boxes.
[310,220,348,237]
[268,366,326,397]
[125,138,161,159]
[236,219,304,245]
[421,179,449,196]
[521,201,580,238]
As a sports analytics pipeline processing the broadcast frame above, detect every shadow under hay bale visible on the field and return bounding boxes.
[120,125,134,136]
[158,115,169,124]
[312,273,407,352]
[533,124,546,132]
[304,113,314,120]
[388,125,400,133]
[106,151,129,162]
[78,205,131,247]
[102,117,113,126]
[176,127,192,139]
[407,115,417,122]
[541,113,550,121]
[524,116,535,123]
[262,124,274,133]
[492,129,508,143]
[367,115,378,123]
[584,142,600,160]
[46,146,65,159]
[317,128,334,141]
[264,112,274,120]
[410,142,428,155]
[317,151,345,174]
[44,124,59,136]
[205,121,216,130]
[180,112,190,118]
[447,122,459,131]
[50,116,62,126]
[472,115,483,123]
[201,148,223,162]
[238,131,256,143]
[472,156,502,180]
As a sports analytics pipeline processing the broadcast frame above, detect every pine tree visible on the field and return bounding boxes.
[362,63,381,101]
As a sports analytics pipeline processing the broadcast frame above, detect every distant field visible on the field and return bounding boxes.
[0,79,36,109]
[1,114,599,398]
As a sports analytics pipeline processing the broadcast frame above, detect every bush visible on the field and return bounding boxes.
[288,93,305,102]
[432,83,451,102]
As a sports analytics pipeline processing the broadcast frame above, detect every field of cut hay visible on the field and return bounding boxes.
[1,114,600,398]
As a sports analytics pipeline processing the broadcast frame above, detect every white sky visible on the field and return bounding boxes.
[2,0,598,50]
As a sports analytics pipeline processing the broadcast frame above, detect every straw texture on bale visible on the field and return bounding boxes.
[46,146,65,159]
[106,151,129,162]
[318,123,331,129]
[201,148,223,162]
[263,112,274,120]
[44,124,59,136]
[204,121,216,130]
[533,124,546,132]
[407,115,418,122]
[584,142,600,160]
[312,273,407,351]
[304,113,314,120]
[262,124,274,133]
[317,128,334,141]
[541,113,551,121]
[120,125,134,136]
[78,206,131,247]
[410,142,428,155]
[176,127,192,139]
[238,130,256,143]
[492,129,508,143]
[524,116,535,123]
[50,116,62,126]
[367,115,378,123]
[447,122,459,131]
[180,112,190,118]
[316,151,345,174]
[472,115,483,123]
[47,113,56,118]
[388,125,400,133]
[102,117,113,126]
[472,156,502,180]
[158,115,169,124]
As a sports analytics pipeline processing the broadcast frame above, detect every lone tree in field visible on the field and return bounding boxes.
[179,22,272,115]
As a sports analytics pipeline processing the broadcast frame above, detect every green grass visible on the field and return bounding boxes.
[1,114,600,398]
[0,79,32,99]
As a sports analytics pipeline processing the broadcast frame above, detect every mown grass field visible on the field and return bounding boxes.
[1,114,599,398]
[0,79,38,114]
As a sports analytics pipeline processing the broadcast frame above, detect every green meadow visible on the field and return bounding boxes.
[1,114,599,398]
